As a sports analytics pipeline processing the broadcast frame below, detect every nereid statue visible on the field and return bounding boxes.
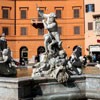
[0,33,17,77]
[0,33,7,51]
[32,7,84,83]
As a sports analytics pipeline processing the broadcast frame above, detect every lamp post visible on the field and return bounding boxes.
[14,0,16,35]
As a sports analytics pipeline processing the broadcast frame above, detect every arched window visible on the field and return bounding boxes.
[20,46,28,65]
[37,46,45,55]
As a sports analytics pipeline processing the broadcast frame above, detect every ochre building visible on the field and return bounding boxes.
[0,0,85,62]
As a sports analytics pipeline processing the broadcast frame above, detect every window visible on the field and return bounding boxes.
[21,27,27,35]
[86,4,95,12]
[74,26,80,34]
[73,9,79,18]
[95,22,100,32]
[56,10,61,18]
[58,27,62,35]
[88,22,93,30]
[20,7,28,19]
[2,27,9,35]
[21,10,26,19]
[38,10,44,21]
[2,6,11,19]
[2,9,9,19]
[55,7,63,18]
[38,28,44,35]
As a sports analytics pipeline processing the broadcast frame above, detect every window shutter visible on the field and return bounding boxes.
[85,4,95,12]
[21,27,27,35]
[56,10,61,18]
[74,26,80,34]
[2,27,9,35]
[92,4,95,12]
[86,5,88,12]
[88,22,93,30]
[3,9,8,19]
[74,9,79,18]
[21,10,26,19]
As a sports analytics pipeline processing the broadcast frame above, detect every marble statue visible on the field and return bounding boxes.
[37,7,62,54]
[32,6,68,83]
[32,6,84,83]
[0,33,7,51]
[67,46,84,75]
[0,33,17,77]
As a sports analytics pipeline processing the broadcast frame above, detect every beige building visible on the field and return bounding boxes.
[85,0,100,61]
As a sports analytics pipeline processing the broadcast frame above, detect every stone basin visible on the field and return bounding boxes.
[0,74,100,100]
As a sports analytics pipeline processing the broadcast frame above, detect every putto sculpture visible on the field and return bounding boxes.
[32,6,84,83]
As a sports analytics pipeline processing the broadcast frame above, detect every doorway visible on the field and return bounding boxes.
[20,46,28,65]
[92,52,100,62]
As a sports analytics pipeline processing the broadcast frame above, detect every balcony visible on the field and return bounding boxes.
[31,18,44,29]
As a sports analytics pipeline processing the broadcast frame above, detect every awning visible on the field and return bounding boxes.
[90,45,100,52]
[93,14,100,18]
[97,39,100,43]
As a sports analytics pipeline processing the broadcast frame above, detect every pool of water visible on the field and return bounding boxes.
[16,66,100,78]
[16,67,32,77]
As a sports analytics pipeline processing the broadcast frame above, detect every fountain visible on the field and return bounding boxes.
[31,6,84,83]
[0,7,100,100]
[0,33,17,77]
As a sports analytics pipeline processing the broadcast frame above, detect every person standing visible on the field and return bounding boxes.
[92,54,96,62]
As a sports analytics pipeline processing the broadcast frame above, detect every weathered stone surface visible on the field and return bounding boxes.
[0,77,33,100]
[0,75,100,100]
[0,62,17,77]
[86,74,100,100]
[32,75,85,100]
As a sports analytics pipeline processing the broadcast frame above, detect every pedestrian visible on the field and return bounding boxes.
[92,54,96,62]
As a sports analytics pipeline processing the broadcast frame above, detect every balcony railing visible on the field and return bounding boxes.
[95,30,100,36]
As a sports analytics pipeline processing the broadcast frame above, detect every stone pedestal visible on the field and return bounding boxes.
[0,77,33,100]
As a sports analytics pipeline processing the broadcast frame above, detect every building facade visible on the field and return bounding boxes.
[85,0,100,61]
[0,0,85,62]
